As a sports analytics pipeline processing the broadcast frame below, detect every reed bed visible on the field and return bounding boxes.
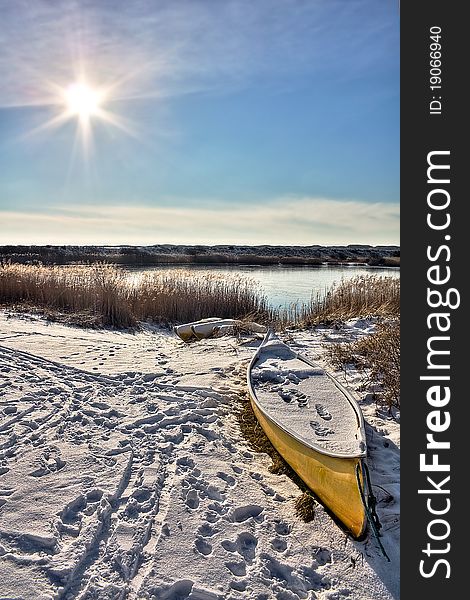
[285,275,400,327]
[0,263,270,327]
[132,270,271,324]
[0,264,399,329]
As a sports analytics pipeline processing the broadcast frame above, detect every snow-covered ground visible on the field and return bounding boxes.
[0,311,399,600]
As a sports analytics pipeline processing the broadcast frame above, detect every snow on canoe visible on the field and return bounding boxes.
[247,330,369,538]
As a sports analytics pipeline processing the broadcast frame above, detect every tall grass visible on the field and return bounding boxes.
[0,263,270,327]
[132,270,271,324]
[286,275,400,327]
[0,263,136,327]
[0,264,399,329]
[327,319,400,411]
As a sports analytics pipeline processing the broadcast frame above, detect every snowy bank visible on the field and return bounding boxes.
[0,312,399,599]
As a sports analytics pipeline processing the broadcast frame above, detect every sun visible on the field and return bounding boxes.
[64,82,103,119]
[24,71,136,157]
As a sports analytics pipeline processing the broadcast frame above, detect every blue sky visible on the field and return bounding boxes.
[0,0,399,245]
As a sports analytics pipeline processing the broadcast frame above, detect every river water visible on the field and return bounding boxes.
[124,264,399,308]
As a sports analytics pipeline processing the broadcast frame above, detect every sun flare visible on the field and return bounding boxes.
[23,69,137,157]
[64,82,103,119]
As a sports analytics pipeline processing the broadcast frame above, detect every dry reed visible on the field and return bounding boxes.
[327,319,400,411]
[0,263,270,328]
[294,492,316,522]
[0,265,399,331]
[284,275,400,327]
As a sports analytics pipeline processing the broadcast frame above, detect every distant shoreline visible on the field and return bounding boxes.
[0,244,400,267]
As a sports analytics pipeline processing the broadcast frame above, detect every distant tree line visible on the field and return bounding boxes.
[0,244,400,267]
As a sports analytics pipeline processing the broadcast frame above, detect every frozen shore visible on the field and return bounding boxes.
[0,312,399,600]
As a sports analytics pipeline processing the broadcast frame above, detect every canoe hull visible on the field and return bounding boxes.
[175,318,223,342]
[249,393,367,538]
[192,319,241,340]
[176,318,268,342]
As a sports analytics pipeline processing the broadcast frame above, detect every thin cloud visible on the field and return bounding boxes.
[0,197,399,246]
[0,0,398,110]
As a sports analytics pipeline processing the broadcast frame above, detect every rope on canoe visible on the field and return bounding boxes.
[356,461,390,561]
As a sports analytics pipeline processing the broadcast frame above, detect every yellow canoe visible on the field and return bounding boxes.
[247,330,368,538]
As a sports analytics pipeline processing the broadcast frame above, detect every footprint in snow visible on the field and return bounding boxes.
[216,471,236,487]
[278,388,309,407]
[194,537,212,556]
[184,489,200,509]
[230,579,248,592]
[231,504,263,523]
[225,561,246,577]
[29,448,66,477]
[198,523,218,538]
[260,482,276,497]
[205,511,220,523]
[313,547,332,566]
[222,531,258,562]
[274,520,292,536]
[310,421,335,437]
[156,579,194,599]
[271,537,288,553]
[315,403,332,421]
[176,456,195,472]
